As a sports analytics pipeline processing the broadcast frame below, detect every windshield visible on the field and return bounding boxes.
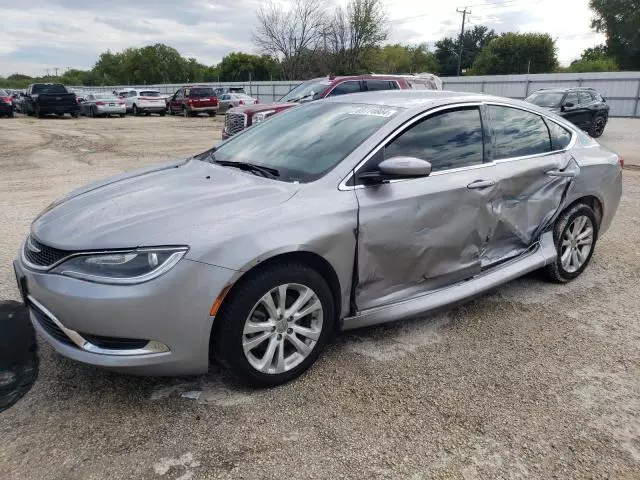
[188,87,214,97]
[94,93,118,100]
[210,102,399,183]
[526,92,565,108]
[279,79,331,103]
[32,84,68,94]
[0,89,7,96]
[139,91,160,97]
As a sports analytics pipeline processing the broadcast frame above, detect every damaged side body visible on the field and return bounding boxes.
[344,101,583,326]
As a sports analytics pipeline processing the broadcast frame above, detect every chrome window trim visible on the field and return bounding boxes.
[338,100,577,191]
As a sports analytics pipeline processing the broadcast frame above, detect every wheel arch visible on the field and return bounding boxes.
[562,194,603,228]
[213,250,343,334]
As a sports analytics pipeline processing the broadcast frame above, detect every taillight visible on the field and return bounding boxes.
[1,97,11,104]
[119,100,125,105]
[255,99,259,104]
[619,157,625,169]
[187,99,193,104]
[238,100,244,105]
[95,101,105,106]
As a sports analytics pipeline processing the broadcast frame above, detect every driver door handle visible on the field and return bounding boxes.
[546,169,577,178]
[467,179,496,189]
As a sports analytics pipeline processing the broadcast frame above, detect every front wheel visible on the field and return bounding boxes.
[132,105,138,116]
[214,263,334,387]
[159,110,165,117]
[545,203,598,283]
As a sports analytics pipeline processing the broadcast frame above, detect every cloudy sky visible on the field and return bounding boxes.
[0,0,604,77]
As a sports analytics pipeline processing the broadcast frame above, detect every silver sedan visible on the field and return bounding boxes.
[14,91,622,386]
[217,93,258,113]
[79,93,126,117]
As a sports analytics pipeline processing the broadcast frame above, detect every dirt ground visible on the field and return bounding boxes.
[0,114,639,480]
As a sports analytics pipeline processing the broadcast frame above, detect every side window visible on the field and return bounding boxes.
[578,91,592,105]
[383,107,484,173]
[486,105,551,160]
[545,119,573,151]
[564,92,579,106]
[221,94,230,100]
[365,80,397,91]
[328,81,361,96]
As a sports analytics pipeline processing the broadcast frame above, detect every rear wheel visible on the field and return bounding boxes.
[36,106,43,118]
[132,104,139,116]
[589,115,607,138]
[182,106,190,118]
[159,110,165,117]
[71,111,79,118]
[214,263,334,387]
[545,203,598,283]
[119,114,125,118]
[208,111,216,117]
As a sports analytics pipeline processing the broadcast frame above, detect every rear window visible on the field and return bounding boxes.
[32,84,68,94]
[95,93,118,100]
[187,87,214,97]
[0,89,7,96]
[487,105,551,160]
[545,119,573,151]
[139,91,160,97]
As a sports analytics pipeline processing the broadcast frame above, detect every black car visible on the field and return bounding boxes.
[525,87,609,138]
[0,89,14,117]
[22,83,80,118]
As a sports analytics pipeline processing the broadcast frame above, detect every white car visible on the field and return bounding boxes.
[118,89,166,116]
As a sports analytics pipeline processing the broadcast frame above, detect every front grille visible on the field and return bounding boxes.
[23,235,72,268]
[81,334,148,350]
[30,304,76,347]
[225,112,246,136]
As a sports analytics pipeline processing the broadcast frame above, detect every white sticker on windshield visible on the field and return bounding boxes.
[346,105,397,117]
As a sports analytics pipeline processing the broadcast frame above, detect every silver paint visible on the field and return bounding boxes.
[15,90,623,375]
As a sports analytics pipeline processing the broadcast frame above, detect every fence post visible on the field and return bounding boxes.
[272,83,276,103]
[481,81,485,93]
[525,79,531,97]
[634,79,640,118]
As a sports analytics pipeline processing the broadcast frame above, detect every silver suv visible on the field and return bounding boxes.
[15,91,622,386]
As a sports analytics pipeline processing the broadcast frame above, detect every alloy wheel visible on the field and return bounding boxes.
[560,215,594,273]
[242,283,323,374]
[592,117,605,137]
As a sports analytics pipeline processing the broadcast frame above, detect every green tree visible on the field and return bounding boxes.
[589,0,640,70]
[435,26,496,76]
[217,52,279,81]
[472,32,558,75]
[367,44,439,74]
[565,44,618,72]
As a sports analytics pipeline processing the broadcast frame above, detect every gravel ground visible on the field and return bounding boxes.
[0,114,639,480]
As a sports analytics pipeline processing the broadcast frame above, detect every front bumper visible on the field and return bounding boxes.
[0,103,13,114]
[188,105,218,112]
[134,105,166,113]
[39,105,79,114]
[14,256,236,375]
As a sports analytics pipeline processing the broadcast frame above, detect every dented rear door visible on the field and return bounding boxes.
[480,105,579,266]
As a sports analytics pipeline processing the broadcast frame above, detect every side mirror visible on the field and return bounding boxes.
[563,102,574,109]
[359,157,432,184]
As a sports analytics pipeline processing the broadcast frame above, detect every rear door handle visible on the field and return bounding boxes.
[467,179,495,189]
[546,169,577,178]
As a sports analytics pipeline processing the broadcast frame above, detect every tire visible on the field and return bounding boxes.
[71,111,79,118]
[208,111,216,117]
[88,107,94,118]
[8,111,13,118]
[36,106,43,118]
[0,301,38,413]
[119,114,125,118]
[544,203,599,283]
[182,106,190,118]
[159,110,165,117]
[214,263,334,387]
[132,104,138,116]
[588,115,607,138]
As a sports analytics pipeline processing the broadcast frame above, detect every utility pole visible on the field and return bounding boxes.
[54,67,59,77]
[456,7,471,77]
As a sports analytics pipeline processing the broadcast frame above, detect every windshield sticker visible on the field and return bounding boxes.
[346,105,397,117]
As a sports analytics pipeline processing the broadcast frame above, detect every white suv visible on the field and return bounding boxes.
[118,89,166,116]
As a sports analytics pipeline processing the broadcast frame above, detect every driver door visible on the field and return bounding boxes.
[353,106,496,311]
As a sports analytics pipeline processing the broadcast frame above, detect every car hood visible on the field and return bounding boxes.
[31,158,298,251]
[228,102,297,115]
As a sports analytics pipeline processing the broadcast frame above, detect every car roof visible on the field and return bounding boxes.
[323,90,475,108]
[531,87,597,94]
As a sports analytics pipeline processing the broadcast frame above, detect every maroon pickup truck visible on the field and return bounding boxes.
[222,73,441,139]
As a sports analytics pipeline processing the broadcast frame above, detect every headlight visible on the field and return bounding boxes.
[252,110,276,124]
[51,247,188,285]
